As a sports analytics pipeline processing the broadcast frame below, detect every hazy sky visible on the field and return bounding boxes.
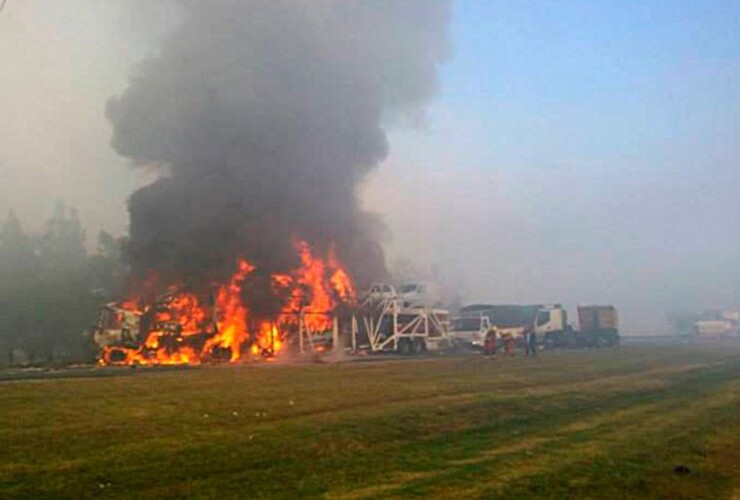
[366,1,739,333]
[1,1,738,333]
[0,1,173,234]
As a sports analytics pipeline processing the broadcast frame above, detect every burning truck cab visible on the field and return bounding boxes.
[92,303,144,353]
[92,293,224,365]
[92,241,357,366]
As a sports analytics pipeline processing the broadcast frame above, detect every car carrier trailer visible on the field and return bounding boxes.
[350,297,452,355]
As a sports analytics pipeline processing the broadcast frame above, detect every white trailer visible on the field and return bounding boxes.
[350,298,451,355]
[692,309,739,339]
[294,311,340,354]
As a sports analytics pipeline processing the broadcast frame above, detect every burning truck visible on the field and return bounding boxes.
[93,0,451,367]
[92,241,356,365]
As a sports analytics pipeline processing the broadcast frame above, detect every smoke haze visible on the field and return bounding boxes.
[1,1,737,334]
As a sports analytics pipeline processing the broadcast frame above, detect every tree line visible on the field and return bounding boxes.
[0,203,126,365]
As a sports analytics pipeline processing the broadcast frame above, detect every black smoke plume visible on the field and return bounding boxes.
[107,0,451,292]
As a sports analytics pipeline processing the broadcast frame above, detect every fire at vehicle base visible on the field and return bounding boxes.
[92,241,358,366]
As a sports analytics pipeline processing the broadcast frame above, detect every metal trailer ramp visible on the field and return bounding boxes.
[350,299,451,355]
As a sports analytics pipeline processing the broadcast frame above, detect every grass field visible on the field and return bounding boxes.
[2,343,740,499]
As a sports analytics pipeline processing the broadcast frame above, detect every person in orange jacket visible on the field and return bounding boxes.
[484,327,497,358]
[503,333,515,356]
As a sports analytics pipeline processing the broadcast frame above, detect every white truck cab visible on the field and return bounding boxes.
[533,305,567,336]
[450,315,491,349]
[457,303,567,347]
[92,304,143,348]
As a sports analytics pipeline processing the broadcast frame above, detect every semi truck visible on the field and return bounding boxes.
[451,304,619,350]
[544,305,619,349]
[452,304,566,347]
[91,293,223,364]
[692,310,739,339]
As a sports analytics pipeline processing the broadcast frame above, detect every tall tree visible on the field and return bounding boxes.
[89,230,128,302]
[0,211,37,363]
[0,205,131,365]
[31,202,92,361]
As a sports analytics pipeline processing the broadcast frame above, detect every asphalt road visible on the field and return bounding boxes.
[0,335,712,382]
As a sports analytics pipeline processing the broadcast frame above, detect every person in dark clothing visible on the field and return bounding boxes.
[528,329,538,356]
[524,326,537,356]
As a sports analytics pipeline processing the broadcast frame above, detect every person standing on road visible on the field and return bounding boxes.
[527,328,538,357]
[523,325,537,356]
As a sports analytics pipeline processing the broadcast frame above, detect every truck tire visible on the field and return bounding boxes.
[451,339,461,354]
[108,348,127,363]
[411,338,425,355]
[398,338,412,356]
[544,332,558,350]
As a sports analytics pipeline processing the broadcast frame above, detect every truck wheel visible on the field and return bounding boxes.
[398,338,412,356]
[411,338,425,355]
[451,340,460,354]
[108,349,127,363]
[544,333,555,350]
[210,346,232,361]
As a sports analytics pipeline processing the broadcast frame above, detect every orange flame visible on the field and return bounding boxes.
[204,259,254,361]
[99,239,354,365]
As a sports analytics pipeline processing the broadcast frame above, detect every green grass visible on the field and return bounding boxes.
[2,344,740,499]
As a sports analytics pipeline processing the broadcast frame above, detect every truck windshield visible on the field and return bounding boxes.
[99,308,125,329]
[400,285,418,293]
[536,311,551,326]
[452,318,481,331]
